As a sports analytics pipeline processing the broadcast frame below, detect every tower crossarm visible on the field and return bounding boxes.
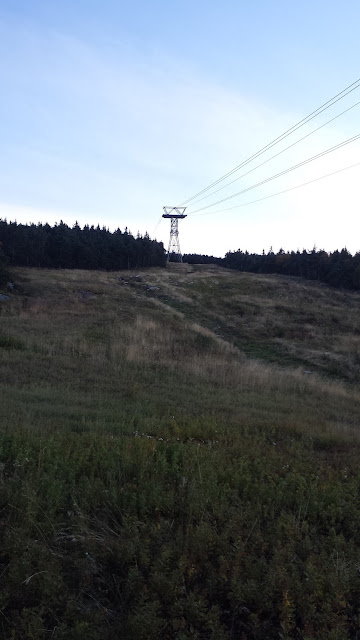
[162,206,187,219]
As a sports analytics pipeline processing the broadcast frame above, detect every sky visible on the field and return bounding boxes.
[0,0,360,256]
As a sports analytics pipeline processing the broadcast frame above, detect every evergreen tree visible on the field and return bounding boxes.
[184,247,360,291]
[0,242,9,285]
[0,220,166,271]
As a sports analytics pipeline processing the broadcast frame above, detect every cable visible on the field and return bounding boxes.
[187,133,360,214]
[190,161,360,217]
[181,78,360,205]
[186,99,360,208]
[151,216,163,237]
[179,77,360,206]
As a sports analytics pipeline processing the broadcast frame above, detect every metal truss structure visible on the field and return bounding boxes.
[162,206,187,262]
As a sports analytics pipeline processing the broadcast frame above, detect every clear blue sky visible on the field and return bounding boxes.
[1,1,360,255]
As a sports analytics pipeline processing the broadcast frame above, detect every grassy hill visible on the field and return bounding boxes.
[1,264,360,639]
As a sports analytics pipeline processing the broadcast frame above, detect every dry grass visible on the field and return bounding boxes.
[2,266,360,639]
[1,264,359,441]
[125,313,359,405]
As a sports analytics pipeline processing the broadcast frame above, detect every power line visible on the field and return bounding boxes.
[190,161,360,217]
[186,99,360,208]
[181,78,360,205]
[179,76,360,206]
[187,133,360,214]
[151,216,163,237]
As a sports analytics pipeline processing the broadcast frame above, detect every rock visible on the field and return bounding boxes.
[0,294,10,301]
[78,290,96,299]
[7,282,14,291]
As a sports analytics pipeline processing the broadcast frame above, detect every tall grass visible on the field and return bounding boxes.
[1,266,360,638]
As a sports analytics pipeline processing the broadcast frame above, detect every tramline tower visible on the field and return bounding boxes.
[162,206,187,262]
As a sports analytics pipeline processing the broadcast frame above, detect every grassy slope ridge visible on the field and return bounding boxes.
[0,265,360,639]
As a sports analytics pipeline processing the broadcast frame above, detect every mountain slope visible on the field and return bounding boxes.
[0,265,360,639]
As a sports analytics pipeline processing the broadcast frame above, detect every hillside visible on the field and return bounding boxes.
[1,265,360,639]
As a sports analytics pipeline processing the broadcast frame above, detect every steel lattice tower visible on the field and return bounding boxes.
[162,206,187,262]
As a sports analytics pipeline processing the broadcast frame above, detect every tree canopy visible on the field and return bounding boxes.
[0,220,166,270]
[184,248,360,290]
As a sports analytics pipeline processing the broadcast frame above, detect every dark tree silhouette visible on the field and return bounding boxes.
[0,220,166,270]
[183,248,360,291]
[0,242,9,285]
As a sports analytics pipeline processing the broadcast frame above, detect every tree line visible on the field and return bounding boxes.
[0,244,9,285]
[183,253,223,266]
[0,220,166,272]
[1,219,359,291]
[184,248,360,290]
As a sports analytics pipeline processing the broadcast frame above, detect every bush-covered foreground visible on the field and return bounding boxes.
[2,426,360,640]
[1,265,360,639]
